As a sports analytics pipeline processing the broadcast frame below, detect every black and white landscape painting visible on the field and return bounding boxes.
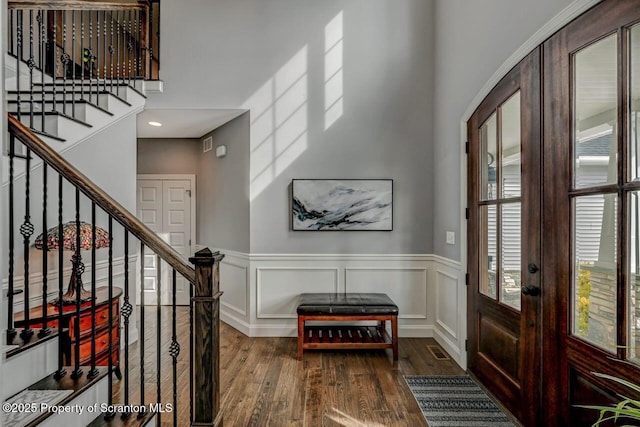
[292,180,393,231]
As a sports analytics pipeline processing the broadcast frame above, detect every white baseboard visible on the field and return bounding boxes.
[434,326,462,365]
[220,311,251,336]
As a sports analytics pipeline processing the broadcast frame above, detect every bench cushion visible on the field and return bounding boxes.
[297,293,399,315]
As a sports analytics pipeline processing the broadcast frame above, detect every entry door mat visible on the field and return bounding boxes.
[2,389,73,427]
[404,375,515,427]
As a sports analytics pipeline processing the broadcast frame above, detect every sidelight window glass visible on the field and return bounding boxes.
[573,195,617,353]
[629,191,640,361]
[501,203,521,310]
[574,34,618,189]
[631,25,640,183]
[501,92,521,198]
[628,25,640,362]
[481,205,498,300]
[481,113,498,200]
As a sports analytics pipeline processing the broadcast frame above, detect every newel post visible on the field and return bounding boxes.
[189,248,225,427]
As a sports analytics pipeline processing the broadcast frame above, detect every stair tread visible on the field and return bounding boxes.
[33,81,147,99]
[34,80,141,87]
[87,410,155,427]
[7,90,133,106]
[30,127,67,142]
[5,328,62,359]
[8,110,93,128]
[5,367,109,427]
[7,99,115,116]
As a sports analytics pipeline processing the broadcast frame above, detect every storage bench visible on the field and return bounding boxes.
[296,293,398,361]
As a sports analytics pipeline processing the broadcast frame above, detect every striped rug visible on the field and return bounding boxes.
[404,375,515,427]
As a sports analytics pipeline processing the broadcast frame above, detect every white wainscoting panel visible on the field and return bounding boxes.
[220,260,248,317]
[345,268,428,319]
[256,267,338,318]
[431,255,465,369]
[435,269,458,338]
[214,251,466,369]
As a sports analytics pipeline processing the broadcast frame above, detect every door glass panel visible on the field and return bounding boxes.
[501,92,521,198]
[629,191,640,362]
[501,202,521,310]
[631,25,640,182]
[481,112,498,200]
[574,34,618,188]
[481,205,498,299]
[573,195,617,352]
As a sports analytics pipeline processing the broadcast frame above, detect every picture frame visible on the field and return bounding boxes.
[291,179,393,231]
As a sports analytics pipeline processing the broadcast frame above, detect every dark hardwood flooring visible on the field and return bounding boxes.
[108,307,464,426]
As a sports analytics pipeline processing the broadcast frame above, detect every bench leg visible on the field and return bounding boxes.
[391,315,398,361]
[297,315,304,360]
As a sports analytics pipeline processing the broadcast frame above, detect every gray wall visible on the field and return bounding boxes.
[137,138,200,175]
[149,0,435,254]
[197,113,250,253]
[432,0,576,261]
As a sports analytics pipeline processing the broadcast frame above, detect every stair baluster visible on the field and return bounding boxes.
[138,242,146,420]
[104,215,115,421]
[121,230,132,420]
[103,11,107,92]
[38,164,50,338]
[116,10,120,97]
[7,134,17,343]
[171,269,179,426]
[95,10,100,105]
[20,147,34,342]
[80,12,85,101]
[38,10,45,132]
[127,10,132,87]
[28,10,34,129]
[109,11,114,93]
[71,11,76,117]
[16,10,22,120]
[70,188,83,379]
[51,10,57,114]
[54,174,66,380]
[147,2,153,80]
[156,254,162,425]
[87,203,99,380]
[61,11,67,115]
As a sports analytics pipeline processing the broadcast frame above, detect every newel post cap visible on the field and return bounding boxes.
[189,247,224,266]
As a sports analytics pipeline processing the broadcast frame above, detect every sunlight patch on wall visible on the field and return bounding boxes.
[245,46,309,200]
[324,11,344,130]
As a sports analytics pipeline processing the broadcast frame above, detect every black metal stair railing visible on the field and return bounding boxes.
[6,112,223,425]
[7,1,160,137]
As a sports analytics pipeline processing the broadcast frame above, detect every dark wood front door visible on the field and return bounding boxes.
[543,1,640,425]
[467,48,541,426]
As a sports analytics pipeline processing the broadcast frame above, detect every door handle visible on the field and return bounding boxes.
[521,285,540,296]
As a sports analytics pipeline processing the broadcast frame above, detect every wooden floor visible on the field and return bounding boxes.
[111,308,464,426]
[219,324,463,427]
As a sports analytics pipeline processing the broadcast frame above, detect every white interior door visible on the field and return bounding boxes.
[136,178,193,306]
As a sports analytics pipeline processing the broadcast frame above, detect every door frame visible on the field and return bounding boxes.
[459,0,603,373]
[466,48,541,426]
[136,173,197,255]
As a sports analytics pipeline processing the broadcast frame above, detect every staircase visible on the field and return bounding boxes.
[2,2,224,426]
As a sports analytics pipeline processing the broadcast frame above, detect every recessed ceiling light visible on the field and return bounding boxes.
[148,121,162,127]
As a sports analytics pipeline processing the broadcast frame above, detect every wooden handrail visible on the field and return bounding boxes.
[8,115,196,284]
[8,0,149,10]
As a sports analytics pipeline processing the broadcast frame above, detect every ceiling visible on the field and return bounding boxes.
[136,109,246,138]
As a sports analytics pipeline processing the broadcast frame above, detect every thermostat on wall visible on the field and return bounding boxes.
[215,145,227,158]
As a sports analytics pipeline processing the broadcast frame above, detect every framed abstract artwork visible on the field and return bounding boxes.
[291,179,393,231]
